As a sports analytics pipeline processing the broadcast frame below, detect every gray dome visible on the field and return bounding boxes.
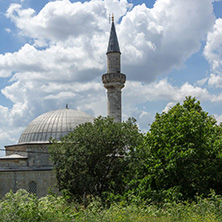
[18,109,94,144]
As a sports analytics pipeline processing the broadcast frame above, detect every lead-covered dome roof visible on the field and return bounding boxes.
[18,109,94,144]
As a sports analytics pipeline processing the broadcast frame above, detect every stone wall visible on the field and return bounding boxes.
[26,144,52,167]
[0,143,57,198]
[0,169,58,197]
[6,145,27,157]
[5,143,53,167]
[0,158,27,167]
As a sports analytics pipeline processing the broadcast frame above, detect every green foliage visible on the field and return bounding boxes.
[0,189,41,222]
[1,189,222,221]
[134,97,222,201]
[49,116,143,201]
[0,189,82,222]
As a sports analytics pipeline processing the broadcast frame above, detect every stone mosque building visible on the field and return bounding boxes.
[0,18,126,197]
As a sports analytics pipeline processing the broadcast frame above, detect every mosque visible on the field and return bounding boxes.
[0,18,126,197]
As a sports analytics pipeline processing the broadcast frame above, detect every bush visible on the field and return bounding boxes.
[0,189,41,222]
[1,189,222,221]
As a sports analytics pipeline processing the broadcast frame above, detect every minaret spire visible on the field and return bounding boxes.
[107,16,120,54]
[102,19,126,123]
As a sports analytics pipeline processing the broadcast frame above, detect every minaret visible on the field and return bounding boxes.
[102,16,126,123]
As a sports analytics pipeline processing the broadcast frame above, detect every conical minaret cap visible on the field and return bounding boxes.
[107,21,120,54]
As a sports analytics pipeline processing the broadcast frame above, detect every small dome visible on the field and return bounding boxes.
[18,109,94,144]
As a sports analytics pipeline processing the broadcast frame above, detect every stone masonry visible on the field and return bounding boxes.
[102,19,126,123]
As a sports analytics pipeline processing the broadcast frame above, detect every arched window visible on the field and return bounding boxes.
[28,181,37,195]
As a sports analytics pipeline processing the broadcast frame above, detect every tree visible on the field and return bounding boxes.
[49,116,143,201]
[133,97,222,201]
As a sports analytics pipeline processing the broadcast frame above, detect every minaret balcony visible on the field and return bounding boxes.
[102,73,126,86]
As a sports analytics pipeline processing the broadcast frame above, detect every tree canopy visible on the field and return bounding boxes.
[50,97,222,203]
[49,116,143,201]
[133,97,222,201]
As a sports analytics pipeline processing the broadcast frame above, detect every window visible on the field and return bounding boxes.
[28,181,37,195]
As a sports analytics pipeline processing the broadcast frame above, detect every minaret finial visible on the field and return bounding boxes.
[102,18,126,123]
[107,14,120,54]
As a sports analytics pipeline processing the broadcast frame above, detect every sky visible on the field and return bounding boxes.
[0,0,222,156]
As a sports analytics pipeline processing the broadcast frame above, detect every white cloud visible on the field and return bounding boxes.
[6,0,132,44]
[5,28,11,33]
[138,111,152,130]
[196,77,209,86]
[204,18,222,88]
[214,114,222,124]
[208,73,222,87]
[162,102,177,113]
[124,79,222,107]
[119,0,215,81]
[4,0,216,81]
[0,0,220,155]
[204,18,222,74]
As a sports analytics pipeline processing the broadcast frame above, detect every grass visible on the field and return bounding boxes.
[0,189,222,221]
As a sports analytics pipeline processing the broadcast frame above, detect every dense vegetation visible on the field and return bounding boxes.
[128,96,222,202]
[1,189,222,222]
[50,97,222,203]
[3,97,222,220]
[49,116,143,201]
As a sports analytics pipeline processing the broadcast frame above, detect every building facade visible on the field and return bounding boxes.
[0,20,125,197]
[0,109,94,197]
